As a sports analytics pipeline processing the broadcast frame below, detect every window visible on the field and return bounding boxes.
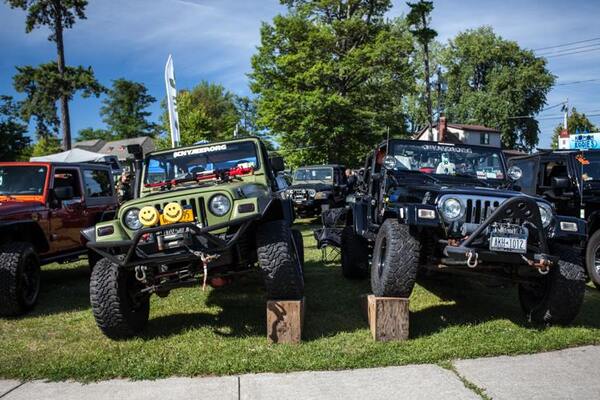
[54,169,81,197]
[83,169,112,197]
[480,133,490,145]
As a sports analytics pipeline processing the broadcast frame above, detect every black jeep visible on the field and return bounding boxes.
[342,139,587,325]
[509,149,600,289]
[285,164,347,217]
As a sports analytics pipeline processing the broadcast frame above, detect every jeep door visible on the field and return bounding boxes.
[81,166,117,227]
[48,167,87,253]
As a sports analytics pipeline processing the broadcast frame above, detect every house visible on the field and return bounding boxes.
[415,116,502,147]
[74,137,155,162]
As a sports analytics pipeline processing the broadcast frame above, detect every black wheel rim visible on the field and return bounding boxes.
[377,237,387,278]
[20,256,40,304]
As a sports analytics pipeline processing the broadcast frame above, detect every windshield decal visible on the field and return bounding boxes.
[421,144,473,154]
[173,144,227,158]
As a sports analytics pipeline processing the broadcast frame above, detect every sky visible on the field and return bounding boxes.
[1,0,599,149]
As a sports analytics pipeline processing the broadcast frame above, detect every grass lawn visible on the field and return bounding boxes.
[1,219,599,381]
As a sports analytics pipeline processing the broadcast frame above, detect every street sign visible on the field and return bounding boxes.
[569,133,600,150]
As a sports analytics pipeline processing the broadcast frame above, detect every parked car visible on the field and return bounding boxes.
[0,162,117,316]
[83,137,304,339]
[342,139,587,325]
[509,149,600,288]
[285,164,347,217]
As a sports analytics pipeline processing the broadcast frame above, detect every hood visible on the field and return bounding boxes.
[289,182,333,191]
[0,200,45,218]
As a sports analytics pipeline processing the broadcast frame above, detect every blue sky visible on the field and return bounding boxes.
[1,0,599,149]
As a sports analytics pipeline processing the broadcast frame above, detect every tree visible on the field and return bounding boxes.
[442,27,555,150]
[250,0,414,167]
[5,0,89,150]
[31,135,62,157]
[77,127,112,142]
[406,0,437,128]
[100,79,159,139]
[13,62,104,138]
[551,108,598,149]
[0,96,31,161]
[159,81,239,148]
[235,96,260,137]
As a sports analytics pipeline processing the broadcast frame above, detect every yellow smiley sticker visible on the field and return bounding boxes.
[139,206,159,227]
[162,202,183,224]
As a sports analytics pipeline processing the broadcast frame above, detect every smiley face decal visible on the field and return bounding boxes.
[139,206,159,227]
[162,202,183,224]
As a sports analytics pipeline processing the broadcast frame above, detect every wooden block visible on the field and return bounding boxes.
[367,295,409,342]
[266,297,304,344]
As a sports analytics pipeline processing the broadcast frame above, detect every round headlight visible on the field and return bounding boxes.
[538,203,553,228]
[508,165,523,181]
[440,198,463,221]
[209,194,231,216]
[123,208,143,230]
[307,189,316,197]
[383,155,397,170]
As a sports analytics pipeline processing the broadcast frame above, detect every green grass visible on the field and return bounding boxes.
[1,219,600,381]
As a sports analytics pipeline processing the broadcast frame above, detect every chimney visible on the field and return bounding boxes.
[438,115,447,142]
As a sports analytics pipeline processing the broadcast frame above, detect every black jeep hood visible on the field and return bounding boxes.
[289,183,333,191]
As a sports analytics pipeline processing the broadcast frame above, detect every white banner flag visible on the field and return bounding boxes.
[165,54,181,148]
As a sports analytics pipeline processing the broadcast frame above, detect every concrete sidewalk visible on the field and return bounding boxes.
[1,346,598,400]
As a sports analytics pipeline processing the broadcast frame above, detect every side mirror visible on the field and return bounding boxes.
[270,156,285,173]
[53,186,74,201]
[551,176,570,189]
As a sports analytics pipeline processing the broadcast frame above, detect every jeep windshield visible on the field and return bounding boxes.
[293,167,333,183]
[144,141,259,187]
[580,152,600,181]
[388,142,505,181]
[0,165,47,196]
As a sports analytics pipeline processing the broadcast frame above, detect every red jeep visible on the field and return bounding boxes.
[0,162,117,316]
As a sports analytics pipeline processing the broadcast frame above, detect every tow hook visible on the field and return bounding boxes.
[466,250,479,268]
[520,255,551,275]
[135,265,148,283]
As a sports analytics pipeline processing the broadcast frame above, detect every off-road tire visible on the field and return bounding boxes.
[518,244,586,325]
[90,258,150,339]
[0,242,41,316]
[371,220,420,297]
[291,229,305,272]
[256,220,304,300]
[585,230,600,290]
[341,226,369,279]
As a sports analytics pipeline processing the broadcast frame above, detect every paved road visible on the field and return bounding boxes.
[1,346,598,400]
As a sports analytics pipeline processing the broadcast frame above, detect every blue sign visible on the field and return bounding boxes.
[570,133,600,150]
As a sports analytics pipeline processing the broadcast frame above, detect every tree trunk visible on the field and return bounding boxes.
[422,15,433,129]
[54,5,71,150]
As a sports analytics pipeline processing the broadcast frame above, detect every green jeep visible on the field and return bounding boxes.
[83,137,304,339]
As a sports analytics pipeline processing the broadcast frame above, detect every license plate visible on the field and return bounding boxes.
[489,224,528,253]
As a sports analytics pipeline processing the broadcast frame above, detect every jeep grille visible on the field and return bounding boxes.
[292,189,308,201]
[439,195,506,224]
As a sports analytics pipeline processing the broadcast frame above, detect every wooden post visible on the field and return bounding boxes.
[266,298,304,344]
[366,295,409,341]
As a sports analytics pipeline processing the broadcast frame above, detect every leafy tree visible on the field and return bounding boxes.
[100,79,159,139]
[250,0,414,167]
[406,0,437,128]
[31,135,62,157]
[551,108,598,149]
[159,81,239,148]
[235,96,260,137]
[442,27,555,150]
[0,96,31,161]
[5,0,89,150]
[13,62,104,139]
[76,127,112,142]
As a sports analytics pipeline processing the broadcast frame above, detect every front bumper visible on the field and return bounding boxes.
[443,197,586,269]
[84,214,259,268]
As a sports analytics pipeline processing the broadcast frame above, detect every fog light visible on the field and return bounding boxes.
[97,226,114,236]
[560,221,578,232]
[418,209,436,219]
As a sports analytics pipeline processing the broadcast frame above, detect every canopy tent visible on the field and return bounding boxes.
[30,149,122,174]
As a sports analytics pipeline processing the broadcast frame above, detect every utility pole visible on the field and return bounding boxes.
[564,98,569,131]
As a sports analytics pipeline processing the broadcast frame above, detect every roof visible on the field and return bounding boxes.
[0,161,112,169]
[30,148,112,163]
[98,137,155,161]
[73,139,106,153]
[416,122,501,137]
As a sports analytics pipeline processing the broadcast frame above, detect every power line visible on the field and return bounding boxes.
[556,78,600,86]
[543,45,600,58]
[537,42,600,56]
[532,37,600,51]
